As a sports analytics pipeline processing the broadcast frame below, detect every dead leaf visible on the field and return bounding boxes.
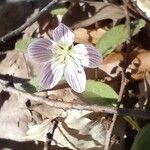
[23,110,106,150]
[52,110,106,149]
[131,0,150,21]
[0,51,29,79]
[89,28,106,44]
[47,87,80,103]
[98,50,150,81]
[99,52,124,78]
[0,91,32,141]
[62,3,88,27]
[74,28,106,44]
[72,1,126,28]
[22,119,52,142]
[74,28,90,44]
[128,50,150,80]
[31,103,65,121]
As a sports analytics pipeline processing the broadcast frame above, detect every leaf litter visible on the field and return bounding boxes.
[0,0,150,150]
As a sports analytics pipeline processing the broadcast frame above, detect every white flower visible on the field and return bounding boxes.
[28,23,102,93]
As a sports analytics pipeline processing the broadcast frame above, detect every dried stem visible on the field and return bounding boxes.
[104,3,131,150]
[0,0,58,44]
[0,81,150,119]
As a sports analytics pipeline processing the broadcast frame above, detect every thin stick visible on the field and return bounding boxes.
[0,81,150,119]
[0,0,58,44]
[104,74,128,150]
[104,2,131,150]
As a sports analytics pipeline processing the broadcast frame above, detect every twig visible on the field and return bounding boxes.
[104,73,128,150]
[44,118,59,150]
[0,81,150,119]
[104,2,131,150]
[0,0,58,44]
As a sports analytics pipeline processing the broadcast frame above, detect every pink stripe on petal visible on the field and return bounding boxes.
[53,23,74,47]
[64,61,86,93]
[73,44,102,68]
[28,38,54,62]
[41,61,64,89]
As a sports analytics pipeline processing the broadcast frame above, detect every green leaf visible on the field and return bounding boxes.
[78,80,118,105]
[15,77,42,93]
[132,123,150,150]
[50,4,68,15]
[96,19,146,57]
[15,38,35,52]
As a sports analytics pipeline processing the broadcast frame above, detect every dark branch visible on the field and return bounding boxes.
[0,0,58,44]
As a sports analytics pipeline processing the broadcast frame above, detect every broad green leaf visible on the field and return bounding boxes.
[15,38,35,52]
[15,77,42,93]
[78,80,118,105]
[96,19,146,57]
[132,123,150,150]
[50,4,68,15]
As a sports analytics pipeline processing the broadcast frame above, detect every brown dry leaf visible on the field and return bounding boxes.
[74,28,106,44]
[0,51,29,79]
[0,91,32,141]
[31,103,65,121]
[23,8,40,39]
[72,1,125,28]
[127,50,150,80]
[74,28,90,44]
[89,28,106,44]
[99,52,124,78]
[7,49,42,79]
[98,50,150,81]
[47,87,80,103]
[23,22,39,39]
[62,3,88,27]
[145,70,150,86]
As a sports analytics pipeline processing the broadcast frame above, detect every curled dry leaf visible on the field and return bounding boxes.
[72,1,126,28]
[131,0,150,20]
[99,52,124,78]
[128,50,150,80]
[99,50,150,81]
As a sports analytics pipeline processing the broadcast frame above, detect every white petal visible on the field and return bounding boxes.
[72,44,102,68]
[53,23,74,47]
[28,38,53,62]
[64,60,86,93]
[41,60,64,89]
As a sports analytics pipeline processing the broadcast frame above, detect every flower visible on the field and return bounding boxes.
[28,23,102,93]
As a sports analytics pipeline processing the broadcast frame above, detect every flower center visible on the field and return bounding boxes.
[55,45,73,64]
